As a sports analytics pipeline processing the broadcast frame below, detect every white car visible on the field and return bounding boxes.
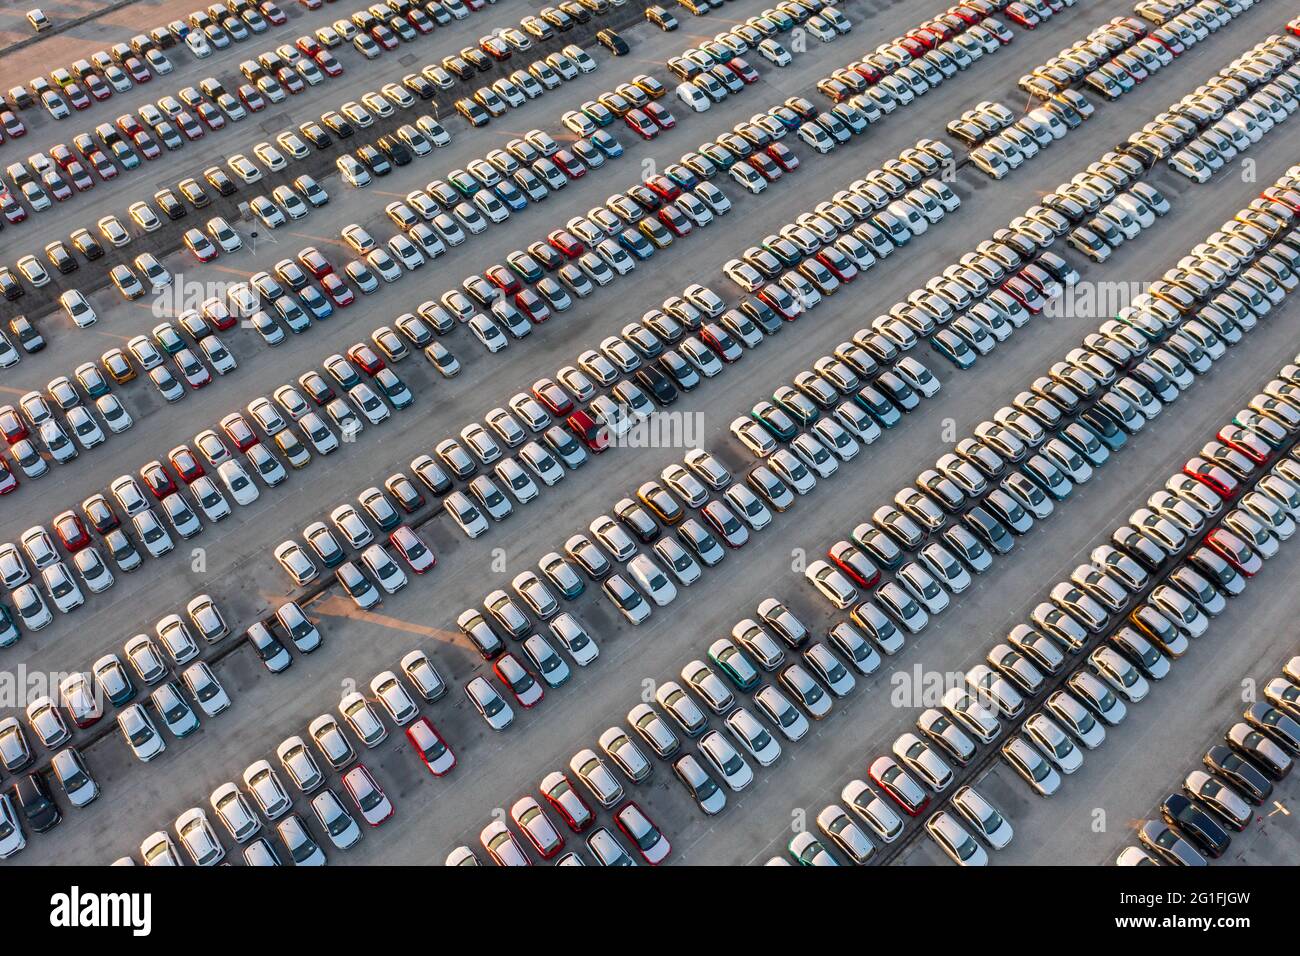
[117,705,165,762]
[370,670,419,725]
[758,38,791,66]
[676,82,711,112]
[175,808,226,865]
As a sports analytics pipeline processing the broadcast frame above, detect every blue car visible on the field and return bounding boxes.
[493,179,529,212]
[617,229,655,260]
[591,129,623,158]
[299,286,334,320]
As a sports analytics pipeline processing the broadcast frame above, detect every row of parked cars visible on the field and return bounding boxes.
[1123,649,1300,865]
[0,593,236,855]
[809,0,1018,120]
[777,198,1300,865]
[1163,32,1300,182]
[117,640,455,864]
[0,0,545,295]
[0,326,416,635]
[802,168,1300,860]
[966,93,1086,180]
[0,356,138,494]
[1019,14,1158,99]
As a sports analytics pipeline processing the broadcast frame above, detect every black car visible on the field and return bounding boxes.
[204,167,238,197]
[597,28,630,55]
[460,47,492,72]
[1160,793,1230,858]
[298,121,332,150]
[963,505,1015,555]
[68,231,104,262]
[442,55,475,81]
[154,188,186,221]
[403,73,436,100]
[1138,820,1205,866]
[455,98,490,127]
[320,111,355,139]
[635,366,678,405]
[1204,745,1273,805]
[376,136,412,167]
[645,4,678,30]
[9,316,43,352]
[356,144,392,176]
[12,774,60,833]
[45,241,77,274]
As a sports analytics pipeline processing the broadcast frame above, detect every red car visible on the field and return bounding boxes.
[644,175,682,201]
[515,289,551,323]
[297,36,323,57]
[0,406,28,444]
[1262,186,1300,214]
[1004,1,1040,29]
[749,153,782,183]
[533,378,574,416]
[1205,528,1262,577]
[552,149,587,179]
[133,131,161,159]
[278,68,305,93]
[615,801,671,864]
[140,461,177,499]
[221,414,259,452]
[485,265,521,295]
[1217,426,1270,465]
[298,0,321,8]
[390,526,435,572]
[567,410,608,453]
[546,229,585,258]
[85,75,112,101]
[644,102,675,130]
[0,459,16,495]
[238,86,266,111]
[176,111,205,140]
[1183,457,1239,497]
[316,51,344,77]
[868,755,930,816]
[53,511,91,552]
[541,771,594,832]
[494,653,544,708]
[196,102,225,130]
[168,445,206,482]
[657,205,692,237]
[123,57,150,83]
[371,25,398,50]
[900,34,931,55]
[347,344,385,374]
[829,542,881,588]
[727,56,760,84]
[406,717,455,775]
[298,247,333,278]
[261,0,287,24]
[321,274,354,306]
[623,108,658,140]
[1002,276,1044,313]
[767,142,799,172]
[66,84,91,110]
[757,284,800,320]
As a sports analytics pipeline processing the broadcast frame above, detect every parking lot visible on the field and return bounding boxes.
[1,0,1299,867]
